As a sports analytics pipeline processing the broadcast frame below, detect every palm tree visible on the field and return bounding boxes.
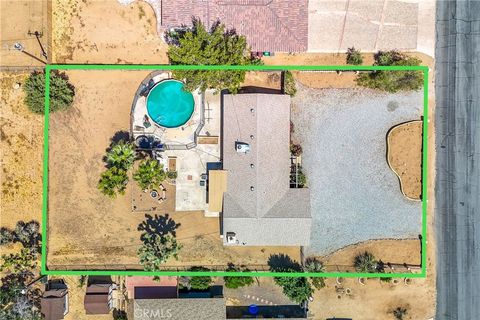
[98,167,128,198]
[354,251,378,273]
[106,141,135,170]
[133,159,166,190]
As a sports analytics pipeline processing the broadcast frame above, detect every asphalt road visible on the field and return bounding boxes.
[435,1,480,319]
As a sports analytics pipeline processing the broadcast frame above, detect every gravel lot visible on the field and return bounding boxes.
[292,85,423,255]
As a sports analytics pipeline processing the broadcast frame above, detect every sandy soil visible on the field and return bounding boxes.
[0,72,44,229]
[387,121,423,200]
[47,70,300,269]
[52,0,168,64]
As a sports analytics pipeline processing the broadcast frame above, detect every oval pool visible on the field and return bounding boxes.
[146,80,194,128]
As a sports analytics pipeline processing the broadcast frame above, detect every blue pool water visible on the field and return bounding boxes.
[146,80,195,128]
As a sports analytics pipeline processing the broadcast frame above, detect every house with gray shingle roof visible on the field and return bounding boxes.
[220,93,311,246]
[160,0,308,52]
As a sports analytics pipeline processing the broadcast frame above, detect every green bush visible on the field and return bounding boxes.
[290,144,303,156]
[167,171,178,180]
[283,70,297,96]
[356,50,423,92]
[133,159,166,190]
[23,71,75,114]
[273,273,313,304]
[98,167,129,198]
[181,267,213,290]
[346,47,363,65]
[304,257,326,289]
[224,265,254,289]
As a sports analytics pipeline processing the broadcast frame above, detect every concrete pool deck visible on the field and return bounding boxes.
[292,84,423,255]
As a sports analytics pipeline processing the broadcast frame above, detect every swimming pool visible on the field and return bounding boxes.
[146,80,195,128]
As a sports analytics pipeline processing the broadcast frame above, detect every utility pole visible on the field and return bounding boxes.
[28,30,48,60]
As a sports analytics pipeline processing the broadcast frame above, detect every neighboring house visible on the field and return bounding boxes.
[84,283,116,314]
[134,298,226,320]
[128,276,225,320]
[219,93,312,246]
[40,280,69,320]
[161,0,308,53]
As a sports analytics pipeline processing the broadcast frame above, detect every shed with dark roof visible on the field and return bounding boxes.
[84,284,112,314]
[41,288,69,320]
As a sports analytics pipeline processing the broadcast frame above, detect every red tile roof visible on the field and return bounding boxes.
[161,0,308,52]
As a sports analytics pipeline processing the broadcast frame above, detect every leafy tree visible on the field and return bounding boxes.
[0,248,36,273]
[97,167,129,198]
[283,70,297,96]
[356,50,423,92]
[0,227,14,245]
[106,141,135,170]
[133,159,166,190]
[224,265,254,289]
[273,274,313,304]
[304,257,326,289]
[184,267,213,290]
[138,233,181,271]
[354,251,378,273]
[166,18,251,93]
[23,71,75,114]
[346,47,363,65]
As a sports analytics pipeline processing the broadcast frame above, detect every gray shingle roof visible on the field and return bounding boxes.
[133,298,226,320]
[161,0,308,52]
[222,93,311,246]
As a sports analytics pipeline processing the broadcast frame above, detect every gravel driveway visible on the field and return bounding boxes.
[292,85,423,255]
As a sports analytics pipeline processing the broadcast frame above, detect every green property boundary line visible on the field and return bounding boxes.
[42,64,429,278]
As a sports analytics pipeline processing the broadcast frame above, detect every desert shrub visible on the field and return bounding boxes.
[0,228,14,246]
[12,221,41,253]
[354,251,378,273]
[224,265,254,289]
[283,70,297,96]
[290,143,303,156]
[297,169,307,187]
[346,47,363,65]
[179,267,213,290]
[133,159,166,190]
[23,71,75,114]
[356,50,423,92]
[137,233,181,271]
[167,170,178,180]
[273,274,313,304]
[0,248,36,273]
[392,306,408,320]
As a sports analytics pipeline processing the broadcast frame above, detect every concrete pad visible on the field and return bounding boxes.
[342,15,379,51]
[377,25,418,50]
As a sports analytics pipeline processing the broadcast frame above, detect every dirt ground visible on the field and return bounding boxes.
[47,70,300,269]
[387,121,423,200]
[0,0,48,66]
[0,72,44,229]
[52,0,168,64]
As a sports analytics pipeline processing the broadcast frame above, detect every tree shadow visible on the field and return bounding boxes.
[137,213,181,241]
[267,254,302,272]
[110,130,130,147]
